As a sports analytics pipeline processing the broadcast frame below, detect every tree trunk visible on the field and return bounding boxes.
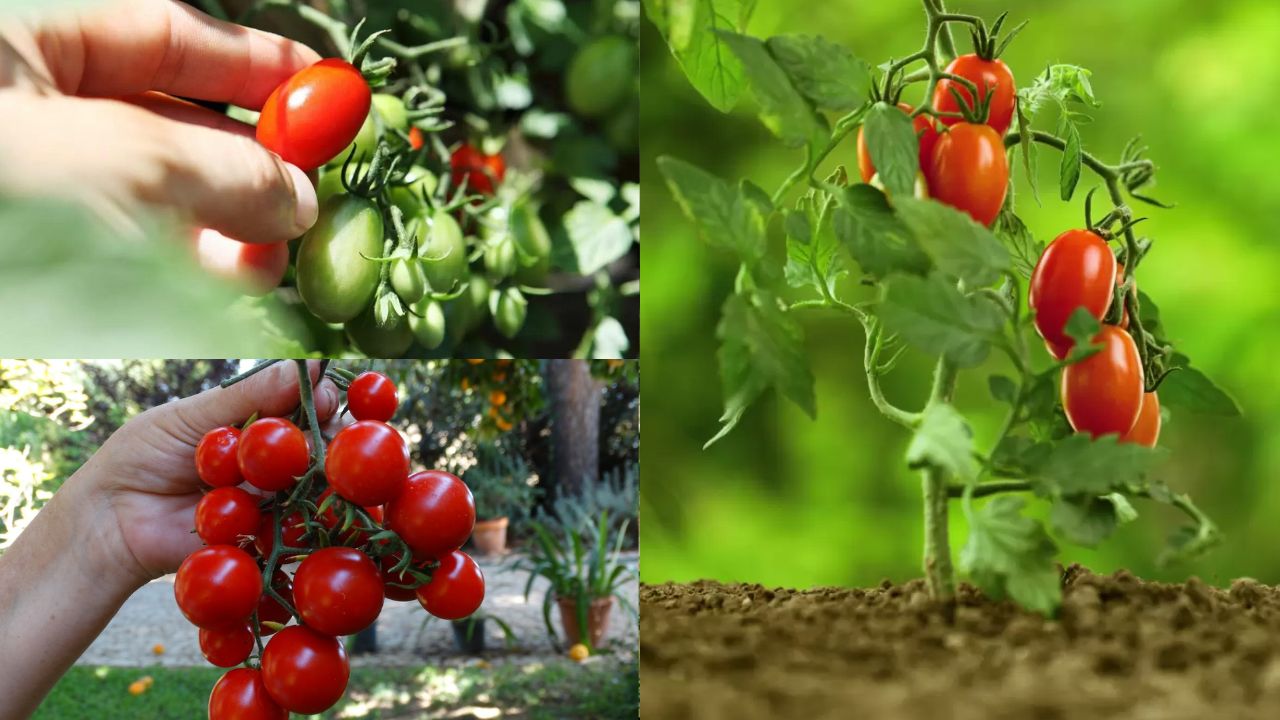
[544,360,601,500]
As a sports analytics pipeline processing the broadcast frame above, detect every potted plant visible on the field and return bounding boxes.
[464,441,536,556]
[448,612,515,655]
[518,510,636,651]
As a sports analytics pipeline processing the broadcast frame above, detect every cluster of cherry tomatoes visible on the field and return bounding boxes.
[186,371,486,718]
[1029,230,1159,446]
[856,47,1014,226]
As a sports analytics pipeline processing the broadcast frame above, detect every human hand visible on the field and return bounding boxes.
[0,0,322,290]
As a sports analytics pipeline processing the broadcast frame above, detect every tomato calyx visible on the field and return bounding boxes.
[964,10,1027,62]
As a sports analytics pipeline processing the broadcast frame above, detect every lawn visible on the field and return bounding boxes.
[36,659,639,719]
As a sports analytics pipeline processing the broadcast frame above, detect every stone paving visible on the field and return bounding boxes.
[78,552,639,668]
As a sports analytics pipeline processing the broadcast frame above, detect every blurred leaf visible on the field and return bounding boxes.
[878,274,1003,368]
[643,0,748,112]
[906,402,976,483]
[1029,434,1164,497]
[961,495,1060,615]
[784,208,844,295]
[657,157,765,262]
[1058,117,1082,201]
[583,317,630,359]
[863,102,917,198]
[832,185,929,280]
[1050,494,1130,547]
[893,198,1010,287]
[989,374,1017,404]
[1159,365,1241,417]
[765,34,870,112]
[715,30,827,149]
[563,201,634,275]
[994,208,1042,279]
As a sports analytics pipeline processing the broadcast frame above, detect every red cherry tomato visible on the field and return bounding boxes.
[385,470,476,559]
[450,143,505,195]
[927,122,1008,226]
[408,126,425,151]
[347,371,399,421]
[1061,325,1144,438]
[200,624,254,668]
[261,626,350,714]
[380,553,429,602]
[933,53,1016,135]
[856,103,939,183]
[256,571,293,636]
[325,420,410,506]
[416,550,485,620]
[256,58,372,171]
[175,546,262,628]
[1029,229,1117,359]
[293,547,385,636]
[196,427,243,488]
[254,511,308,562]
[238,418,310,492]
[1121,391,1160,447]
[209,668,287,720]
[195,487,262,547]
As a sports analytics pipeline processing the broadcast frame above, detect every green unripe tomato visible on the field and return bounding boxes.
[409,297,446,350]
[390,252,427,304]
[566,36,637,118]
[445,273,490,343]
[484,235,518,281]
[510,203,552,286]
[371,94,409,132]
[316,163,370,204]
[333,94,409,167]
[296,195,383,323]
[390,165,438,221]
[491,286,528,339]
[421,211,468,293]
[346,303,413,357]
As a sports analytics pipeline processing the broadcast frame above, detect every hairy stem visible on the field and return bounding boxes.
[921,357,958,600]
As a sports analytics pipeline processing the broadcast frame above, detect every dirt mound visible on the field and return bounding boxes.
[640,566,1280,719]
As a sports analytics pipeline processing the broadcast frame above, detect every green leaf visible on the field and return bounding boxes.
[1019,65,1100,119]
[1050,495,1128,547]
[994,207,1043,279]
[878,274,1004,368]
[989,375,1017,404]
[1062,306,1101,359]
[765,35,870,112]
[832,185,929,280]
[906,402,977,483]
[708,288,815,447]
[862,102,917,198]
[643,0,749,113]
[785,205,845,295]
[562,201,635,275]
[1159,365,1241,417]
[1012,97,1040,204]
[1029,434,1164,497]
[961,496,1061,615]
[657,156,766,262]
[1058,118,1082,201]
[716,30,827,148]
[893,197,1010,287]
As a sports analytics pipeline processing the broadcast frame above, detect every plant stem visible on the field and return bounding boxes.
[947,480,1031,498]
[921,357,958,601]
[220,360,279,388]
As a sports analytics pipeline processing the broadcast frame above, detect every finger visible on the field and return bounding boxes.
[60,0,321,108]
[195,227,290,295]
[170,361,340,439]
[125,91,255,139]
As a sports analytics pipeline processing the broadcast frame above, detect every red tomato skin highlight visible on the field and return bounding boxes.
[174,545,263,629]
[195,487,262,547]
[196,427,243,488]
[933,54,1016,135]
[293,546,385,636]
[256,59,372,171]
[927,122,1008,226]
[200,624,255,667]
[1029,229,1117,360]
[209,668,287,720]
[385,470,476,560]
[237,417,309,492]
[347,371,399,421]
[325,420,410,506]
[261,626,350,715]
[417,550,485,620]
[1061,325,1144,438]
[1120,391,1161,447]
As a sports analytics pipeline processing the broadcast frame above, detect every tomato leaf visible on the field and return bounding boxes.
[989,375,1017,405]
[657,156,766,263]
[892,197,1010,287]
[785,205,846,295]
[765,34,870,112]
[1028,434,1165,497]
[1058,118,1082,201]
[960,495,1061,616]
[1158,365,1241,417]
[716,30,828,149]
[907,402,977,483]
[994,207,1043,279]
[877,274,1004,368]
[1050,494,1134,547]
[562,201,634,275]
[708,287,815,447]
[643,0,749,113]
[832,185,930,280]
[863,102,917,198]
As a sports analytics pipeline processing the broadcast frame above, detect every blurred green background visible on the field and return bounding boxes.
[639,0,1280,588]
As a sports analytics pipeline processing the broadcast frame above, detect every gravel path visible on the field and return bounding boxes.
[78,552,638,668]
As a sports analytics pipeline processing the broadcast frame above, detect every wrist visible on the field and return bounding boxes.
[61,460,153,597]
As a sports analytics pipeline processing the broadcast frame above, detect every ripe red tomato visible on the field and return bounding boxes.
[1061,325,1144,438]
[380,553,428,602]
[409,126,425,151]
[1029,229,1117,359]
[199,624,254,667]
[238,418,310,492]
[347,371,399,421]
[416,550,484,620]
[195,487,262,547]
[175,546,263,628]
[261,626,350,714]
[385,470,476,559]
[927,122,1008,226]
[254,511,308,562]
[256,58,372,171]
[856,103,938,183]
[933,53,1016,135]
[293,547,385,636]
[450,143,505,195]
[1121,391,1160,447]
[325,420,409,506]
[257,572,293,636]
[196,427,243,488]
[209,668,287,720]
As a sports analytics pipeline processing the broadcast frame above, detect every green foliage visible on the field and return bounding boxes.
[540,463,639,549]
[464,439,539,522]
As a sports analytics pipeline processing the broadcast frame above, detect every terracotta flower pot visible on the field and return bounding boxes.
[471,516,509,556]
[556,595,614,648]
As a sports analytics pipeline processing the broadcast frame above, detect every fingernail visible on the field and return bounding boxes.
[319,381,339,416]
[284,162,318,234]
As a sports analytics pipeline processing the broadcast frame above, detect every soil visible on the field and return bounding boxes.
[640,565,1280,720]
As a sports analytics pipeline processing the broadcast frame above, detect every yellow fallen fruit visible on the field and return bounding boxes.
[128,680,148,696]
[568,643,589,662]
[152,643,165,655]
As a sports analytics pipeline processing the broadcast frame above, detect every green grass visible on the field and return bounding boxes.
[35,659,639,719]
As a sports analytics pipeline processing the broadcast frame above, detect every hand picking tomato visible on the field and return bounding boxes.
[199,624,254,668]
[927,122,1008,226]
[1029,229,1117,359]
[293,547,385,636]
[195,487,262,547]
[196,427,243,488]
[416,550,485,620]
[1061,325,1144,438]
[325,420,410,506]
[451,143,505,195]
[386,470,477,559]
[257,59,372,171]
[175,545,263,628]
[933,53,1016,135]
[347,371,398,421]
[261,626,350,715]
[856,103,938,183]
[1120,391,1160,447]
[237,417,310,492]
[209,668,286,720]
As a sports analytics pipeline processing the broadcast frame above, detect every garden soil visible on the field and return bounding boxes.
[640,565,1280,719]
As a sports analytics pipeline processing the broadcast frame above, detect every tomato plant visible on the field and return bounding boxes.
[450,143,506,196]
[293,547,385,636]
[237,417,309,492]
[416,550,485,620]
[209,668,286,720]
[195,427,242,488]
[261,626,350,714]
[257,59,371,172]
[386,469,476,559]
